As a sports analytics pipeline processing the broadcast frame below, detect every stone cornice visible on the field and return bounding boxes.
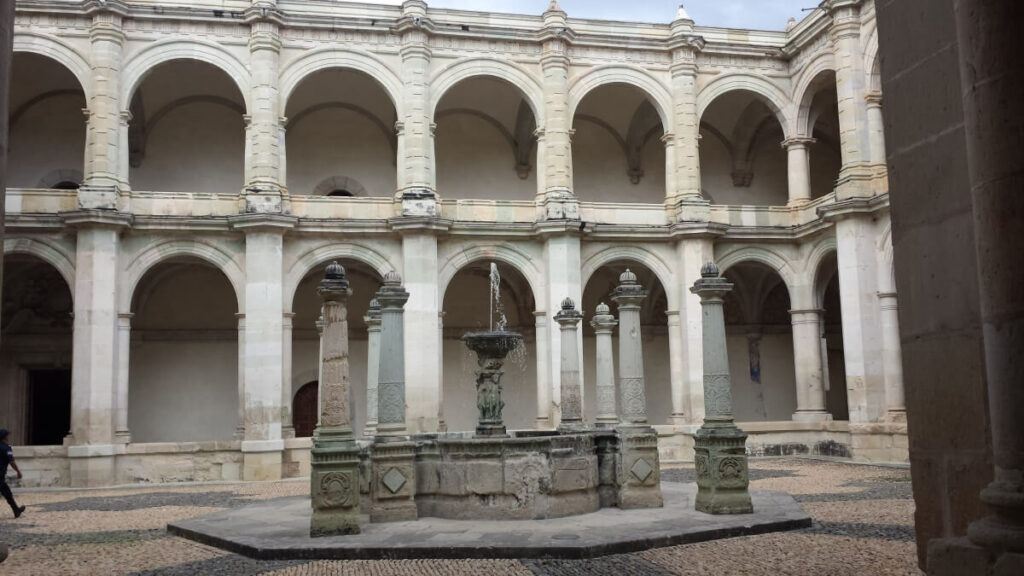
[61,209,133,229]
[816,193,889,222]
[388,216,452,234]
[81,0,129,18]
[228,213,298,232]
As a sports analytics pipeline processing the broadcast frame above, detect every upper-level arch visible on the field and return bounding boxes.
[696,73,792,134]
[121,39,251,111]
[121,239,245,314]
[3,237,76,291]
[284,242,398,311]
[279,47,403,117]
[438,243,544,310]
[716,245,799,293]
[580,245,675,304]
[429,58,545,125]
[567,65,673,130]
[792,54,838,137]
[12,33,92,101]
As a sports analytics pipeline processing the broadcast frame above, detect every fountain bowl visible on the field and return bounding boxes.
[462,330,523,360]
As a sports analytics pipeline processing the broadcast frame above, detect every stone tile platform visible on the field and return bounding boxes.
[167,483,810,560]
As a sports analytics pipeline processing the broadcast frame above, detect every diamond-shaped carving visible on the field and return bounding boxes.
[630,458,654,483]
[382,467,407,494]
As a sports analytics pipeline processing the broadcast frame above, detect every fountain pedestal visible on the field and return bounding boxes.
[463,330,523,438]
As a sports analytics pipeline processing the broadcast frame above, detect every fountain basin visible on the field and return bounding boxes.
[461,330,523,359]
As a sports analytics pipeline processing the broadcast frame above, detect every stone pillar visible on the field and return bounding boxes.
[235,313,246,439]
[281,312,295,439]
[667,8,706,219]
[243,3,285,213]
[398,229,441,431]
[374,272,410,440]
[878,292,906,421]
[865,92,886,165]
[790,309,830,421]
[364,299,382,437]
[665,310,685,425]
[591,303,618,428]
[232,215,295,480]
[114,312,132,443]
[81,1,128,209]
[690,261,752,515]
[534,310,552,428]
[554,298,584,432]
[64,211,131,487]
[395,1,437,216]
[310,262,361,536]
[825,0,872,196]
[612,270,650,428]
[675,237,716,423]
[541,228,582,425]
[783,137,815,206]
[538,2,578,221]
[957,0,1024,554]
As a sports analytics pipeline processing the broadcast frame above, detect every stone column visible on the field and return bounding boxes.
[865,92,886,165]
[114,312,132,443]
[243,3,285,213]
[690,261,752,515]
[235,313,246,439]
[395,1,437,216]
[667,8,706,219]
[314,314,324,420]
[534,310,552,428]
[232,215,295,480]
[538,2,578,220]
[397,229,441,431]
[591,303,618,428]
[81,1,127,209]
[676,237,716,423]
[877,292,905,421]
[541,228,582,425]
[825,0,872,195]
[612,270,649,428]
[554,298,584,432]
[64,211,131,487]
[665,310,685,425]
[783,137,815,206]
[310,262,361,536]
[790,309,830,421]
[281,312,295,439]
[375,272,410,440]
[364,299,382,437]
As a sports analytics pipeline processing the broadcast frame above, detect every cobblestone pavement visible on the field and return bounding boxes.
[0,458,920,575]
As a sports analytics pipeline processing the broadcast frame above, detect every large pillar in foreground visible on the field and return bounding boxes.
[691,261,752,515]
[554,298,584,432]
[612,270,649,428]
[398,229,440,431]
[591,303,618,428]
[310,262,360,536]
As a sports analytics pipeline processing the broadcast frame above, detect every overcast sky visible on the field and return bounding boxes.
[361,1,816,31]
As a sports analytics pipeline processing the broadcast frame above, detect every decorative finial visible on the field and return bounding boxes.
[561,297,576,310]
[701,261,720,278]
[596,302,610,315]
[786,16,797,31]
[325,261,345,280]
[383,270,402,285]
[676,4,690,20]
[547,0,561,11]
[619,268,638,285]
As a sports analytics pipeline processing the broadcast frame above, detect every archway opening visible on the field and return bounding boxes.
[800,71,843,198]
[290,260,383,437]
[129,257,239,442]
[817,254,849,419]
[285,69,397,198]
[435,77,538,200]
[0,254,73,445]
[722,261,797,421]
[441,261,537,432]
[128,60,246,193]
[292,381,319,438]
[582,261,671,424]
[699,91,787,206]
[8,53,86,189]
[572,84,666,203]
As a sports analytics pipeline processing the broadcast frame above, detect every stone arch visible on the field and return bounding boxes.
[312,175,369,197]
[805,237,839,307]
[438,244,544,310]
[567,65,673,130]
[278,47,404,117]
[580,246,675,304]
[3,237,76,291]
[122,239,245,313]
[284,243,397,311]
[429,58,546,126]
[793,55,838,137]
[716,246,798,294]
[36,168,84,190]
[12,33,93,101]
[696,74,792,137]
[121,39,252,110]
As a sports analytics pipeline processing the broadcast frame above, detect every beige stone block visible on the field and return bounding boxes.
[243,451,282,482]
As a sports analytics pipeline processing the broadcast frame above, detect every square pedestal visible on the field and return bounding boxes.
[693,425,753,515]
[369,440,418,523]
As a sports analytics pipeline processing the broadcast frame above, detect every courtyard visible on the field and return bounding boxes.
[0,458,917,575]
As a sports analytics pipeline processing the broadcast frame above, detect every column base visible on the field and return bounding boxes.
[885,409,908,423]
[791,410,833,422]
[534,416,552,430]
[311,438,362,537]
[68,444,116,488]
[616,428,664,510]
[693,424,753,515]
[557,420,587,434]
[594,418,619,429]
[967,479,1024,553]
[241,440,284,481]
[369,440,418,523]
[927,536,1024,576]
[114,430,131,444]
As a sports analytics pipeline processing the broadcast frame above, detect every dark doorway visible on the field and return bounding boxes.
[26,369,71,445]
[292,381,318,438]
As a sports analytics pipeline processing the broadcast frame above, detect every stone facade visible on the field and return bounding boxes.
[2,0,905,487]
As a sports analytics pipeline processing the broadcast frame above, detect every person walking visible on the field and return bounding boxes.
[0,429,25,518]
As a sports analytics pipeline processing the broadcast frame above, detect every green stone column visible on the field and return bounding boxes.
[689,261,753,515]
[310,262,361,536]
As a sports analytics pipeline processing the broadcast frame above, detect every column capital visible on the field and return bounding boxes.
[83,0,129,18]
[244,2,285,26]
[690,261,734,300]
[865,91,883,108]
[554,297,582,327]
[376,271,410,310]
[399,43,432,62]
[781,136,817,150]
[364,298,383,329]
[590,302,618,333]
[62,209,133,230]
[611,269,649,308]
[318,261,352,303]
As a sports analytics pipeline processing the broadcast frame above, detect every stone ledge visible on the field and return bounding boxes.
[167,483,810,560]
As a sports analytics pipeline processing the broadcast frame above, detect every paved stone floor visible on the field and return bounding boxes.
[0,458,920,575]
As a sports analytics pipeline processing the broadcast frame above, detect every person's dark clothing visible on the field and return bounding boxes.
[0,441,22,515]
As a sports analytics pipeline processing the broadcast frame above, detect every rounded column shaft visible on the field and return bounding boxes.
[375,273,410,439]
[554,298,583,431]
[612,270,649,427]
[783,138,815,206]
[364,300,382,437]
[591,303,618,427]
[790,309,830,421]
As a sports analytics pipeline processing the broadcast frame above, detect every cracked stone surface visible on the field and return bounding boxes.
[0,458,920,575]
